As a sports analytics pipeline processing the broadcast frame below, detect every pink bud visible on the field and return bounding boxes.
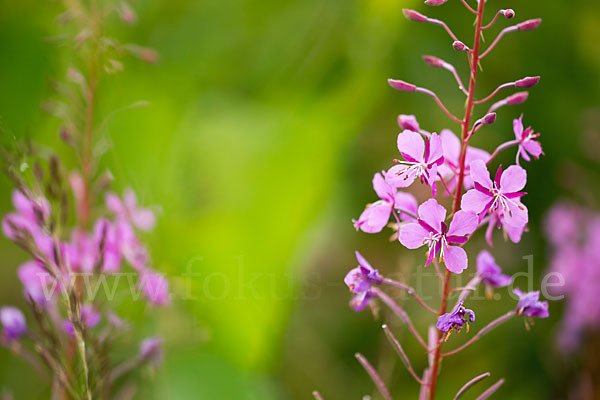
[515,76,540,88]
[388,79,417,92]
[502,9,515,19]
[507,91,529,105]
[403,9,428,23]
[423,55,444,68]
[452,41,469,52]
[398,115,420,132]
[481,113,497,125]
[424,0,448,6]
[518,18,541,31]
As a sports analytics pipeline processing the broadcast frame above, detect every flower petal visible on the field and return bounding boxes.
[469,160,493,189]
[523,140,543,158]
[427,132,443,164]
[355,202,392,233]
[440,129,460,165]
[355,251,373,271]
[444,245,468,274]
[393,191,418,220]
[500,165,527,193]
[397,130,424,163]
[373,172,394,202]
[513,116,524,140]
[385,164,417,188]
[418,199,446,233]
[447,210,478,237]
[461,189,491,214]
[399,222,429,249]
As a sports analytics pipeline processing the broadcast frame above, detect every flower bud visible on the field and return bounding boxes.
[424,0,448,5]
[502,9,515,19]
[423,55,444,68]
[506,91,529,105]
[481,113,497,125]
[388,79,417,92]
[452,41,469,52]
[517,18,541,31]
[1,306,27,341]
[139,337,163,367]
[402,9,428,23]
[397,115,420,132]
[515,76,540,88]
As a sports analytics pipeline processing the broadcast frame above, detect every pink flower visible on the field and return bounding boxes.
[140,270,169,306]
[399,199,477,274]
[106,188,155,231]
[385,130,444,196]
[482,209,527,246]
[62,304,101,337]
[0,306,27,341]
[437,129,490,193]
[18,260,60,307]
[2,190,50,241]
[461,160,528,230]
[353,173,417,234]
[513,115,543,164]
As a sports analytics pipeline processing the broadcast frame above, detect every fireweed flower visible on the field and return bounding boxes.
[344,251,382,312]
[63,304,101,337]
[353,173,417,233]
[399,199,477,273]
[514,288,549,318]
[140,270,170,306]
[140,337,163,367]
[513,115,543,164]
[461,159,528,230]
[0,306,27,341]
[2,190,50,240]
[18,260,60,307]
[438,129,490,193]
[397,114,420,132]
[476,250,511,295]
[436,300,475,333]
[385,130,444,196]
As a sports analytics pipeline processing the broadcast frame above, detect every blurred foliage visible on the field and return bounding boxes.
[0,0,599,398]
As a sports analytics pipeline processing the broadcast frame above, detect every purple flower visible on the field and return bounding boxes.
[436,300,475,333]
[514,289,549,318]
[513,115,543,164]
[344,252,383,292]
[353,173,417,233]
[93,218,123,273]
[344,252,383,312]
[476,250,511,289]
[0,306,27,341]
[385,130,444,196]
[139,337,163,367]
[2,190,51,242]
[18,260,59,307]
[106,188,155,231]
[461,160,528,230]
[140,270,170,306]
[438,129,490,193]
[399,199,477,274]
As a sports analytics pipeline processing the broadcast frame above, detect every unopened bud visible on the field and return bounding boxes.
[119,2,137,25]
[515,76,540,88]
[403,9,428,23]
[452,41,469,52]
[518,18,541,31]
[388,79,417,92]
[507,91,529,105]
[424,0,448,5]
[502,9,515,19]
[423,55,444,68]
[481,113,497,125]
[398,115,420,132]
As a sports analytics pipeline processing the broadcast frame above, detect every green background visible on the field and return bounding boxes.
[0,0,599,398]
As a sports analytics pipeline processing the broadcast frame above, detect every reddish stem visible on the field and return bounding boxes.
[428,2,486,399]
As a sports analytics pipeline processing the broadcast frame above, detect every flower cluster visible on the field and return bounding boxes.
[0,2,166,399]
[331,1,551,399]
[544,203,600,353]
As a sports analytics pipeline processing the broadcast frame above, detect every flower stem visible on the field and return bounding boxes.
[429,2,486,399]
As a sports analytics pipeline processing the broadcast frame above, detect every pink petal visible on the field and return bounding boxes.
[106,192,124,215]
[399,223,429,249]
[504,200,528,227]
[132,209,155,231]
[523,140,543,158]
[465,145,490,164]
[500,165,527,193]
[427,132,443,163]
[443,246,468,274]
[123,188,138,212]
[394,191,418,220]
[385,164,417,188]
[355,251,373,271]
[461,189,491,214]
[356,202,392,233]
[469,160,493,189]
[504,221,526,243]
[372,172,394,202]
[440,129,460,164]
[513,116,524,140]
[447,210,478,236]
[397,130,424,162]
[418,199,446,233]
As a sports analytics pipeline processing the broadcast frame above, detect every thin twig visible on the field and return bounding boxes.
[355,353,392,400]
